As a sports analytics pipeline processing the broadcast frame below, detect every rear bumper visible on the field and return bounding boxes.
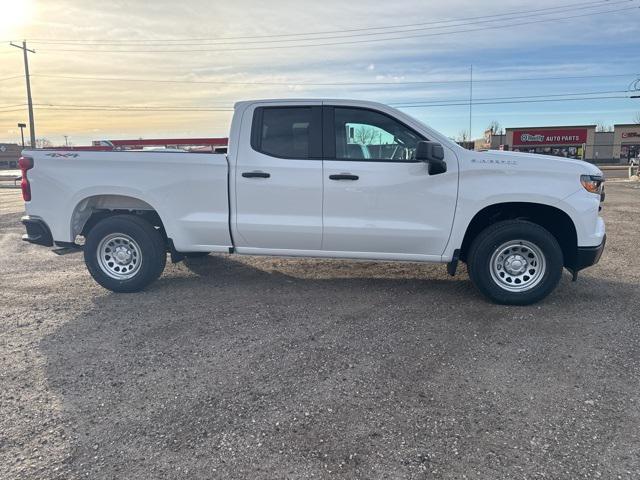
[21,216,54,247]
[574,234,606,272]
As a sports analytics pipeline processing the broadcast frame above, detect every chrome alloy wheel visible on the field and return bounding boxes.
[489,240,546,292]
[97,233,143,280]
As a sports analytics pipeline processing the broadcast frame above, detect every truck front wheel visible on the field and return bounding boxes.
[84,215,167,292]
[467,220,563,305]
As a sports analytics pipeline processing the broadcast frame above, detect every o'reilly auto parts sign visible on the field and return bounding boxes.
[621,131,640,139]
[512,128,588,146]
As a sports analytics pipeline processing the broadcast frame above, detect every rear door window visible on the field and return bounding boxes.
[251,107,322,159]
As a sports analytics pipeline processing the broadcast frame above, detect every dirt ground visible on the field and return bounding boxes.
[1,183,639,479]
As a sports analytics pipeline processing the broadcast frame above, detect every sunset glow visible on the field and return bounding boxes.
[0,0,638,146]
[0,0,31,36]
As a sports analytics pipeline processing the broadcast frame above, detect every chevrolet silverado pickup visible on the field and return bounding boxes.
[19,99,606,304]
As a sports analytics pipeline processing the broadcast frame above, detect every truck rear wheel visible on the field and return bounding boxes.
[84,215,167,292]
[467,220,563,305]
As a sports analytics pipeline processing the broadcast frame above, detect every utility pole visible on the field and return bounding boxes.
[64,135,69,146]
[10,41,36,149]
[469,64,473,141]
[17,123,26,147]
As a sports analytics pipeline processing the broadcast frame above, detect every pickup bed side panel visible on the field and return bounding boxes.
[24,151,232,252]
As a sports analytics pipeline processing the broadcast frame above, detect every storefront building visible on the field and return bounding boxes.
[505,126,595,161]
[613,124,640,163]
[482,124,639,163]
[593,131,614,163]
[0,143,21,169]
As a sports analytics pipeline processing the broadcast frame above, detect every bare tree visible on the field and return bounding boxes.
[353,126,380,145]
[486,120,503,135]
[595,123,613,132]
[35,138,53,148]
[457,130,470,142]
[635,112,640,125]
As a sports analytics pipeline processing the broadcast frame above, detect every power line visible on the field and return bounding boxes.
[17,0,628,44]
[0,104,233,112]
[29,72,640,87]
[31,73,473,86]
[393,95,630,108]
[391,89,630,105]
[0,103,28,109]
[0,75,24,82]
[0,95,632,114]
[24,1,631,47]
[34,6,638,53]
[1,84,636,110]
[0,103,222,111]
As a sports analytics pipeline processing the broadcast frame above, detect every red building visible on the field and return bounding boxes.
[505,125,596,160]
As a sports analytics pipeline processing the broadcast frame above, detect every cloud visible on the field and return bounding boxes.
[0,0,637,143]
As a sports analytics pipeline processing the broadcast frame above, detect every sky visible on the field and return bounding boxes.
[0,0,639,146]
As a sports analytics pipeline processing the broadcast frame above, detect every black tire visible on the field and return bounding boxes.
[183,252,210,258]
[467,220,563,305]
[84,215,167,293]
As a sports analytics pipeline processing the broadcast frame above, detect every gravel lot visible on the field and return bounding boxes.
[1,183,639,479]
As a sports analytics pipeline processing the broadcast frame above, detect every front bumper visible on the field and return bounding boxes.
[574,234,606,272]
[21,216,54,247]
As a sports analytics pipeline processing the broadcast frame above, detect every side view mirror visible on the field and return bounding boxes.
[416,141,447,175]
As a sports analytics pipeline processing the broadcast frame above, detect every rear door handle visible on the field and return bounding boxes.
[242,171,270,179]
[329,174,359,181]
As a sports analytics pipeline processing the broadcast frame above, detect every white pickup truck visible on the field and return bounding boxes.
[19,99,606,304]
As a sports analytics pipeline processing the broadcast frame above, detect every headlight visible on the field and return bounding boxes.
[580,174,604,195]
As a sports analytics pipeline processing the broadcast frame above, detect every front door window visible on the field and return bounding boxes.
[334,107,422,161]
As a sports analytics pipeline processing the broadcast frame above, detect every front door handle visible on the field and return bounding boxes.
[329,174,359,181]
[242,171,270,179]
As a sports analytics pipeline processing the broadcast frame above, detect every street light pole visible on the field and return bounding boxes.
[10,41,36,148]
[17,123,26,148]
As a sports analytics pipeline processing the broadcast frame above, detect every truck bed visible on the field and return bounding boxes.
[23,150,233,252]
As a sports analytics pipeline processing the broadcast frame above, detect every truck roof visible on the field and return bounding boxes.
[233,98,392,110]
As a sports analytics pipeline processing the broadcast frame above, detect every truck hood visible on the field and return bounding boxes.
[476,149,603,177]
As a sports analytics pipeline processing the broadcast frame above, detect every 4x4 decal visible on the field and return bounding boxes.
[45,153,79,158]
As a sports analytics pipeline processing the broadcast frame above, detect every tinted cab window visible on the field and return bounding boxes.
[252,106,321,159]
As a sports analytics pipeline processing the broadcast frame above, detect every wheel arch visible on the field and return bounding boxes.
[459,202,578,269]
[70,194,168,242]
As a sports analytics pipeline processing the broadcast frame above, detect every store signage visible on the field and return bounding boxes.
[512,128,588,146]
[621,131,640,139]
